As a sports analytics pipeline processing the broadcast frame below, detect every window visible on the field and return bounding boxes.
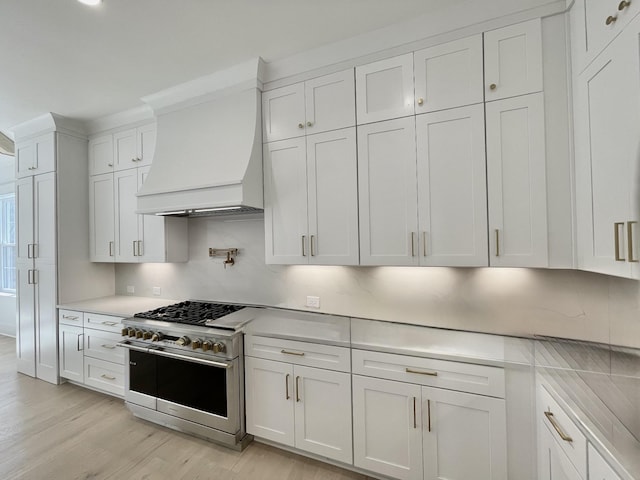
[0,194,16,293]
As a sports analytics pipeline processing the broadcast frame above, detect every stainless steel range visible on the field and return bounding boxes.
[117,301,260,450]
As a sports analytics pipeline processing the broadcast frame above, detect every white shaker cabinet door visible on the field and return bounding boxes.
[89,173,115,262]
[414,34,484,113]
[16,262,35,377]
[356,53,415,124]
[34,262,58,384]
[113,128,138,171]
[422,387,507,480]
[353,375,423,480]
[539,424,584,480]
[307,128,359,265]
[245,357,295,447]
[358,117,419,266]
[16,177,33,262]
[136,123,156,167]
[264,138,309,264]
[484,19,543,101]
[33,172,56,265]
[16,133,55,178]
[262,83,306,143]
[114,169,139,263]
[293,366,352,464]
[88,134,114,176]
[304,69,356,134]
[486,92,548,267]
[59,323,84,383]
[416,104,488,267]
[15,140,36,179]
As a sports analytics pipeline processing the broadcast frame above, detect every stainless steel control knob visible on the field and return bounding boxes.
[192,339,202,350]
[212,342,226,353]
[135,330,144,339]
[143,331,153,340]
[150,332,163,342]
[176,336,191,347]
[202,340,213,352]
[128,328,136,338]
[121,327,129,336]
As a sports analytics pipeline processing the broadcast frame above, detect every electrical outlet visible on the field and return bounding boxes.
[306,296,320,308]
[152,287,162,296]
[126,285,135,294]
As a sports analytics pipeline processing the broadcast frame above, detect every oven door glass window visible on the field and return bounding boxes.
[129,350,157,397]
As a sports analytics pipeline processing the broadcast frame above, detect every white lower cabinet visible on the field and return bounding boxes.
[539,423,584,480]
[588,444,622,480]
[58,323,84,383]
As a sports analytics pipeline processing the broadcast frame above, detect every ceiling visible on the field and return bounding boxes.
[0,0,466,135]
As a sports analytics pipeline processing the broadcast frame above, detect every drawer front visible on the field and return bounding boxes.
[59,309,84,327]
[244,335,350,372]
[588,443,622,480]
[84,357,125,397]
[84,329,124,364]
[352,349,505,398]
[538,385,587,479]
[84,313,125,333]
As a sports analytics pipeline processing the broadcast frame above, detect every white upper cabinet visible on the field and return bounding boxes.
[486,92,548,267]
[113,123,157,171]
[136,123,156,167]
[358,117,419,266]
[16,133,55,178]
[356,53,415,124]
[262,69,355,142]
[416,104,488,267]
[88,134,114,176]
[114,168,139,263]
[484,19,543,101]
[414,34,484,113]
[89,173,115,262]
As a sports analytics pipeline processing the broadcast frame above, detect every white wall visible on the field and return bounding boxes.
[115,217,640,349]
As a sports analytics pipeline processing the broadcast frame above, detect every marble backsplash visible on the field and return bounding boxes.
[114,216,640,349]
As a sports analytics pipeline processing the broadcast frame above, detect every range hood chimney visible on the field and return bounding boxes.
[137,58,265,217]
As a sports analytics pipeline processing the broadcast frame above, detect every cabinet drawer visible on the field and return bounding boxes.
[244,335,350,372]
[352,349,505,398]
[538,385,587,479]
[59,309,84,326]
[84,329,124,364]
[84,357,124,397]
[84,313,124,333]
[588,443,622,480]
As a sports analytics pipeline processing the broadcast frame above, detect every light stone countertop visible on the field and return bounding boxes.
[58,295,178,318]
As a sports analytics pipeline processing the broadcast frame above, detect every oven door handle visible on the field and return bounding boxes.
[118,342,232,369]
[117,342,150,354]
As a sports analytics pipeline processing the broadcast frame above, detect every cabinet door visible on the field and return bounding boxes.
[34,262,58,384]
[59,324,84,383]
[414,35,484,114]
[16,177,33,262]
[584,0,639,65]
[89,174,115,262]
[293,366,352,464]
[416,104,488,267]
[137,166,164,262]
[422,387,507,480]
[113,128,138,171]
[114,169,139,263]
[33,133,55,176]
[539,424,584,480]
[136,123,156,167]
[353,375,423,480]
[304,69,356,134]
[356,53,415,124]
[484,19,543,101]
[262,83,306,143]
[16,262,35,377]
[245,357,295,446]
[264,138,309,264]
[358,117,419,266]
[588,444,622,480]
[88,134,114,176]
[33,173,56,265]
[16,140,36,178]
[486,93,548,267]
[307,128,359,265]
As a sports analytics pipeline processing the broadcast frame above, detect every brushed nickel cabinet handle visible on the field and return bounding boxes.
[310,235,315,257]
[27,243,32,259]
[489,83,497,90]
[406,367,438,377]
[619,0,632,10]
[32,269,37,285]
[133,241,137,256]
[544,411,573,442]
[101,344,116,350]
[301,235,306,257]
[77,334,83,352]
[495,229,500,257]
[285,374,290,400]
[298,123,304,129]
[107,163,113,167]
[281,349,305,357]
[413,397,417,429]
[606,15,618,25]
[417,97,424,106]
[306,121,313,127]
[614,222,625,261]
[109,241,114,257]
[422,232,427,257]
[427,399,432,432]
[411,232,416,257]
[295,376,301,402]
[627,221,637,262]
[102,321,118,326]
[101,374,116,381]
[62,315,79,321]
[27,269,32,285]
[137,240,143,257]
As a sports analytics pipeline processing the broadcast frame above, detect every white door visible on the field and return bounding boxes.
[293,366,352,464]
[59,323,84,383]
[245,357,295,446]
[137,166,166,262]
[353,375,423,480]
[33,173,56,265]
[356,53,415,124]
[15,140,36,178]
[486,92,548,267]
[538,424,584,480]
[358,117,419,266]
[307,128,359,265]
[262,83,306,143]
[484,19,543,101]
[264,138,309,264]
[136,123,156,167]
[16,177,33,262]
[304,69,356,134]
[422,387,507,480]
[34,262,58,384]
[113,128,138,171]
[416,104,488,266]
[16,262,35,377]
[89,174,115,262]
[114,169,139,263]
[414,34,484,113]
[88,134,114,176]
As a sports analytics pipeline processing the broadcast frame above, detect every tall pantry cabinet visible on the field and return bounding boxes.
[14,114,114,384]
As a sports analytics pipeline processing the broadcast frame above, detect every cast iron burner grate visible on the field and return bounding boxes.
[134,301,244,326]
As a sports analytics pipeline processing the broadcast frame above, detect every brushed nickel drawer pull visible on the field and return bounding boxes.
[544,411,573,443]
[295,376,301,402]
[109,241,114,257]
[422,232,427,257]
[406,367,438,377]
[62,315,79,321]
[101,374,116,381]
[133,241,137,256]
[413,397,417,429]
[495,229,500,257]
[77,334,83,352]
[101,344,116,350]
[627,221,637,262]
[301,235,306,257]
[310,235,315,256]
[427,399,432,432]
[614,222,625,261]
[411,232,416,257]
[102,321,118,326]
[285,373,290,400]
[281,349,305,356]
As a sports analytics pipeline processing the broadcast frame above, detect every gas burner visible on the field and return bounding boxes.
[134,301,244,326]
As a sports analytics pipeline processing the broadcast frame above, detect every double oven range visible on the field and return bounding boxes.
[117,301,260,450]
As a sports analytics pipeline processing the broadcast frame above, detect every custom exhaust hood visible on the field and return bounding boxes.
[137,58,265,217]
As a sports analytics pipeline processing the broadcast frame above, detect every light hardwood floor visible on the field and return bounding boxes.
[0,336,368,480]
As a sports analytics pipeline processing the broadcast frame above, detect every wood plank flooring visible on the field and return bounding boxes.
[0,336,368,480]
